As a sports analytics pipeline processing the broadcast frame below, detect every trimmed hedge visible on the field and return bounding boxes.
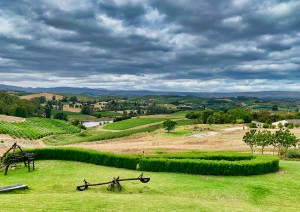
[139,156,279,176]
[24,148,279,176]
[26,148,139,170]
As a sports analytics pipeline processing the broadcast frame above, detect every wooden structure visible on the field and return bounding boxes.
[0,184,28,192]
[77,173,150,191]
[0,143,36,175]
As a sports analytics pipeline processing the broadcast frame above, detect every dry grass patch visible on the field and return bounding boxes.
[20,92,64,101]
[0,115,25,122]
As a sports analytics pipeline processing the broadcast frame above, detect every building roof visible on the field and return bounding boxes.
[251,121,263,124]
[286,119,300,123]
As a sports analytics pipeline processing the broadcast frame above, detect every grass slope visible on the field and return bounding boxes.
[103,118,167,130]
[0,160,299,211]
[43,124,161,145]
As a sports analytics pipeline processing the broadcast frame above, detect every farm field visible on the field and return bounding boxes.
[19,92,64,101]
[71,124,250,153]
[0,118,80,140]
[0,160,299,211]
[51,110,97,121]
[103,118,168,130]
[43,124,162,146]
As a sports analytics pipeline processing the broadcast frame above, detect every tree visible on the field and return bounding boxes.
[163,120,177,132]
[207,112,225,124]
[54,112,68,121]
[256,130,273,154]
[185,111,201,124]
[243,129,257,154]
[200,109,214,124]
[81,104,93,115]
[69,96,78,103]
[39,96,46,104]
[43,104,52,118]
[275,129,298,157]
[272,105,278,111]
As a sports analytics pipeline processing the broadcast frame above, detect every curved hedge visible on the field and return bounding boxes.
[24,148,279,176]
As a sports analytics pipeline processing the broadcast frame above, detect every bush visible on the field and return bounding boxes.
[248,123,257,128]
[286,149,300,158]
[24,148,279,176]
[263,123,269,128]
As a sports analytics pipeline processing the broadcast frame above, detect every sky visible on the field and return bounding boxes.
[0,0,300,92]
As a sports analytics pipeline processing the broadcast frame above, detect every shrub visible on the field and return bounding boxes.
[286,149,300,158]
[248,123,257,128]
[263,123,269,128]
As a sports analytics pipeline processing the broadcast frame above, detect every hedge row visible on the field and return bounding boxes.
[139,157,279,176]
[24,148,279,176]
[26,148,139,170]
[147,152,255,161]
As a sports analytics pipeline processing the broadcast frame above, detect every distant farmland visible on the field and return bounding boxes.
[20,92,64,101]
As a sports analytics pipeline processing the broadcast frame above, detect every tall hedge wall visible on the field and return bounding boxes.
[24,148,279,176]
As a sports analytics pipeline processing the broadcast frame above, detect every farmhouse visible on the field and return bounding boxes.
[93,102,108,111]
[272,119,300,128]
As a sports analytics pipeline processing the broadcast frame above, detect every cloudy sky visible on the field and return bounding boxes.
[0,0,300,92]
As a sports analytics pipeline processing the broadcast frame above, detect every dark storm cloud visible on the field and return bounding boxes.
[0,0,300,91]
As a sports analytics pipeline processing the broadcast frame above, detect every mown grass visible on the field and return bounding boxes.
[103,118,167,130]
[0,160,299,211]
[43,124,161,145]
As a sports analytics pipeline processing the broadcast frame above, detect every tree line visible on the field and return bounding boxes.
[186,107,300,125]
[243,129,299,157]
[0,91,42,118]
[185,107,252,124]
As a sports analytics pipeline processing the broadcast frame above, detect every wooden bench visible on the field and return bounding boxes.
[0,184,28,192]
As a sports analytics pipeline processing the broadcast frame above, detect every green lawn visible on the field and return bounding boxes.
[0,160,299,211]
[103,118,167,130]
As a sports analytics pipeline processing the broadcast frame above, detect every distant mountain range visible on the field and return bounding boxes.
[1,84,300,99]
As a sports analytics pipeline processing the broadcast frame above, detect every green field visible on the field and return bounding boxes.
[43,124,161,145]
[0,118,80,139]
[103,118,167,130]
[0,160,299,211]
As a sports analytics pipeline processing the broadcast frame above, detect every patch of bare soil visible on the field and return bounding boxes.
[0,115,25,122]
